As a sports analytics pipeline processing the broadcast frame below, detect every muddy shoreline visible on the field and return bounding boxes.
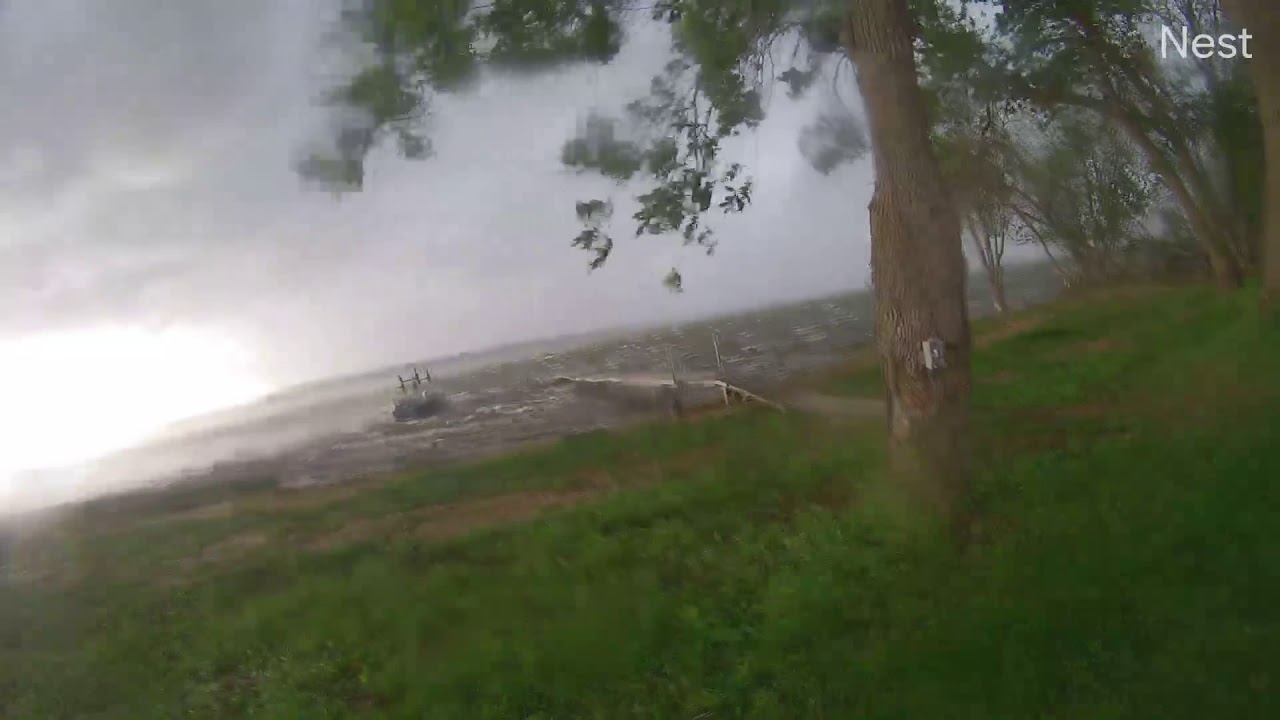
[57,359,802,521]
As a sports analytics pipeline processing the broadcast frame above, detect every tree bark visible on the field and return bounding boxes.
[1222,0,1280,309]
[844,0,973,532]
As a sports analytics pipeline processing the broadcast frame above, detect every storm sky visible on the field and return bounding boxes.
[0,1,896,386]
[0,0,899,390]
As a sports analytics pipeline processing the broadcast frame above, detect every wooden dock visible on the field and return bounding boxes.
[555,372,718,388]
[551,332,789,415]
[714,380,787,412]
[554,373,786,413]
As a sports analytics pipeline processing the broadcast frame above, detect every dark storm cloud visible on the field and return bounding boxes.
[1,1,283,202]
[0,1,908,386]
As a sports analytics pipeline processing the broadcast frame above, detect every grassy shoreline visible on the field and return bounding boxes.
[4,284,1279,718]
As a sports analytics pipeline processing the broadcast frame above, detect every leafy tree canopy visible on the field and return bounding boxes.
[300,0,979,279]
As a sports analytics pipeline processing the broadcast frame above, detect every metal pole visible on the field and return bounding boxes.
[712,330,724,378]
[667,345,684,418]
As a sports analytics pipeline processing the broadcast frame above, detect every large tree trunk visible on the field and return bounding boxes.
[843,0,973,531]
[1222,0,1280,307]
[1261,83,1280,307]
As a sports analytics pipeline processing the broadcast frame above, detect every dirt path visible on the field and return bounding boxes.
[137,312,1066,584]
[169,391,886,579]
[784,390,886,420]
[303,488,603,553]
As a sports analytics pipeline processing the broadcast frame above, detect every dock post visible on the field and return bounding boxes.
[667,345,685,418]
[712,330,725,378]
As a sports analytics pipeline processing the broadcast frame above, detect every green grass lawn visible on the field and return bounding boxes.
[3,284,1279,719]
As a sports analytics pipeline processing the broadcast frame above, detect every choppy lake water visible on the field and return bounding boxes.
[19,262,1062,514]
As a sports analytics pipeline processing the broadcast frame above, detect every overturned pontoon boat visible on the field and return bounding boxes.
[392,390,448,421]
[391,366,447,421]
